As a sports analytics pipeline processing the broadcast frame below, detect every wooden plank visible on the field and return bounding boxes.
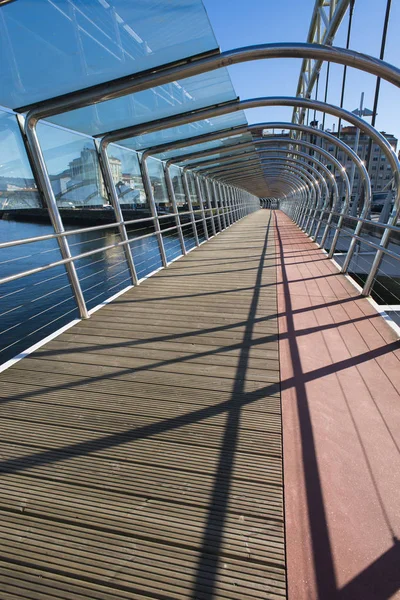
[0,211,286,599]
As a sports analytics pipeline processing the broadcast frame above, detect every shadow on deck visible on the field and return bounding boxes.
[0,211,285,599]
[0,209,399,599]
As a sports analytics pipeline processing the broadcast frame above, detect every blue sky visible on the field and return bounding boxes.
[203,0,400,145]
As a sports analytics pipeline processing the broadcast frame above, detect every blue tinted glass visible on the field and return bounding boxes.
[177,148,257,167]
[49,68,238,136]
[147,157,170,211]
[37,121,110,225]
[197,154,259,171]
[120,112,249,151]
[156,132,253,160]
[106,143,148,210]
[0,109,41,217]
[0,0,218,108]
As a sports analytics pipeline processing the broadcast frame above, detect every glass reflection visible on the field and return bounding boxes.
[0,110,41,218]
[106,143,147,210]
[0,0,218,109]
[37,121,110,226]
[147,157,171,213]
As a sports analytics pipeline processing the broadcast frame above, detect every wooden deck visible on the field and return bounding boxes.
[0,211,285,599]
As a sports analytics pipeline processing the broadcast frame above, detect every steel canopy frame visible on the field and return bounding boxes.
[97,95,399,296]
[181,137,350,252]
[292,0,352,125]
[137,120,370,217]
[20,44,400,302]
[209,155,333,210]
[23,42,400,121]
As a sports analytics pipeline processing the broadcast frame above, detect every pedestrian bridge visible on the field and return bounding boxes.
[0,209,399,599]
[0,0,400,599]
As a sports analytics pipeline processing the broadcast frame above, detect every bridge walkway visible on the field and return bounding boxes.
[0,210,285,599]
[0,209,399,600]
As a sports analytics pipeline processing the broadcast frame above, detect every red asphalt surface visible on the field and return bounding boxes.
[274,211,400,600]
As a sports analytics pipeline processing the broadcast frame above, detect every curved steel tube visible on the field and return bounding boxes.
[184,137,348,243]
[218,159,325,211]
[24,43,400,122]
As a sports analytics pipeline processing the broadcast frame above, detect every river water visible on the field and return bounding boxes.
[0,219,193,366]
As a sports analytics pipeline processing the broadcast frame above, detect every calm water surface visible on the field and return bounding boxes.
[0,220,194,365]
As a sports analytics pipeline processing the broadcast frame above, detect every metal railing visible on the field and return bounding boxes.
[0,165,258,366]
[279,190,400,311]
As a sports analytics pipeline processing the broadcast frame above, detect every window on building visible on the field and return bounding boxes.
[372,166,377,170]
[380,166,384,170]
[373,157,378,161]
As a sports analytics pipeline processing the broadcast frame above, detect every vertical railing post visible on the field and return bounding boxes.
[182,169,200,247]
[216,183,228,230]
[139,156,168,268]
[194,175,209,241]
[234,188,240,219]
[227,187,235,222]
[234,188,240,221]
[211,180,223,232]
[229,187,238,222]
[164,164,187,256]
[222,185,232,226]
[239,189,244,218]
[204,179,217,236]
[23,115,89,319]
[97,141,138,285]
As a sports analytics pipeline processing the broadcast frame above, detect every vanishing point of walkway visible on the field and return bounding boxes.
[0,210,399,600]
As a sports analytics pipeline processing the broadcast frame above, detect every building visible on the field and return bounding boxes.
[67,147,122,205]
[312,126,397,206]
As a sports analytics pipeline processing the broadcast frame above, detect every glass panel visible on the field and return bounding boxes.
[37,121,110,226]
[183,148,257,168]
[36,123,134,309]
[146,158,181,262]
[147,157,170,214]
[119,112,249,151]
[0,112,80,365]
[49,68,238,136]
[187,170,206,243]
[106,143,147,210]
[104,144,165,275]
[169,164,193,252]
[0,110,41,219]
[170,165,185,208]
[200,177,216,236]
[156,132,254,161]
[0,0,218,109]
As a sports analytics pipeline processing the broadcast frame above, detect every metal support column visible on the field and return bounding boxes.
[194,175,209,241]
[164,164,187,255]
[204,179,217,236]
[216,183,228,229]
[139,156,168,268]
[97,141,138,285]
[182,170,200,246]
[23,115,89,319]
[211,181,223,231]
